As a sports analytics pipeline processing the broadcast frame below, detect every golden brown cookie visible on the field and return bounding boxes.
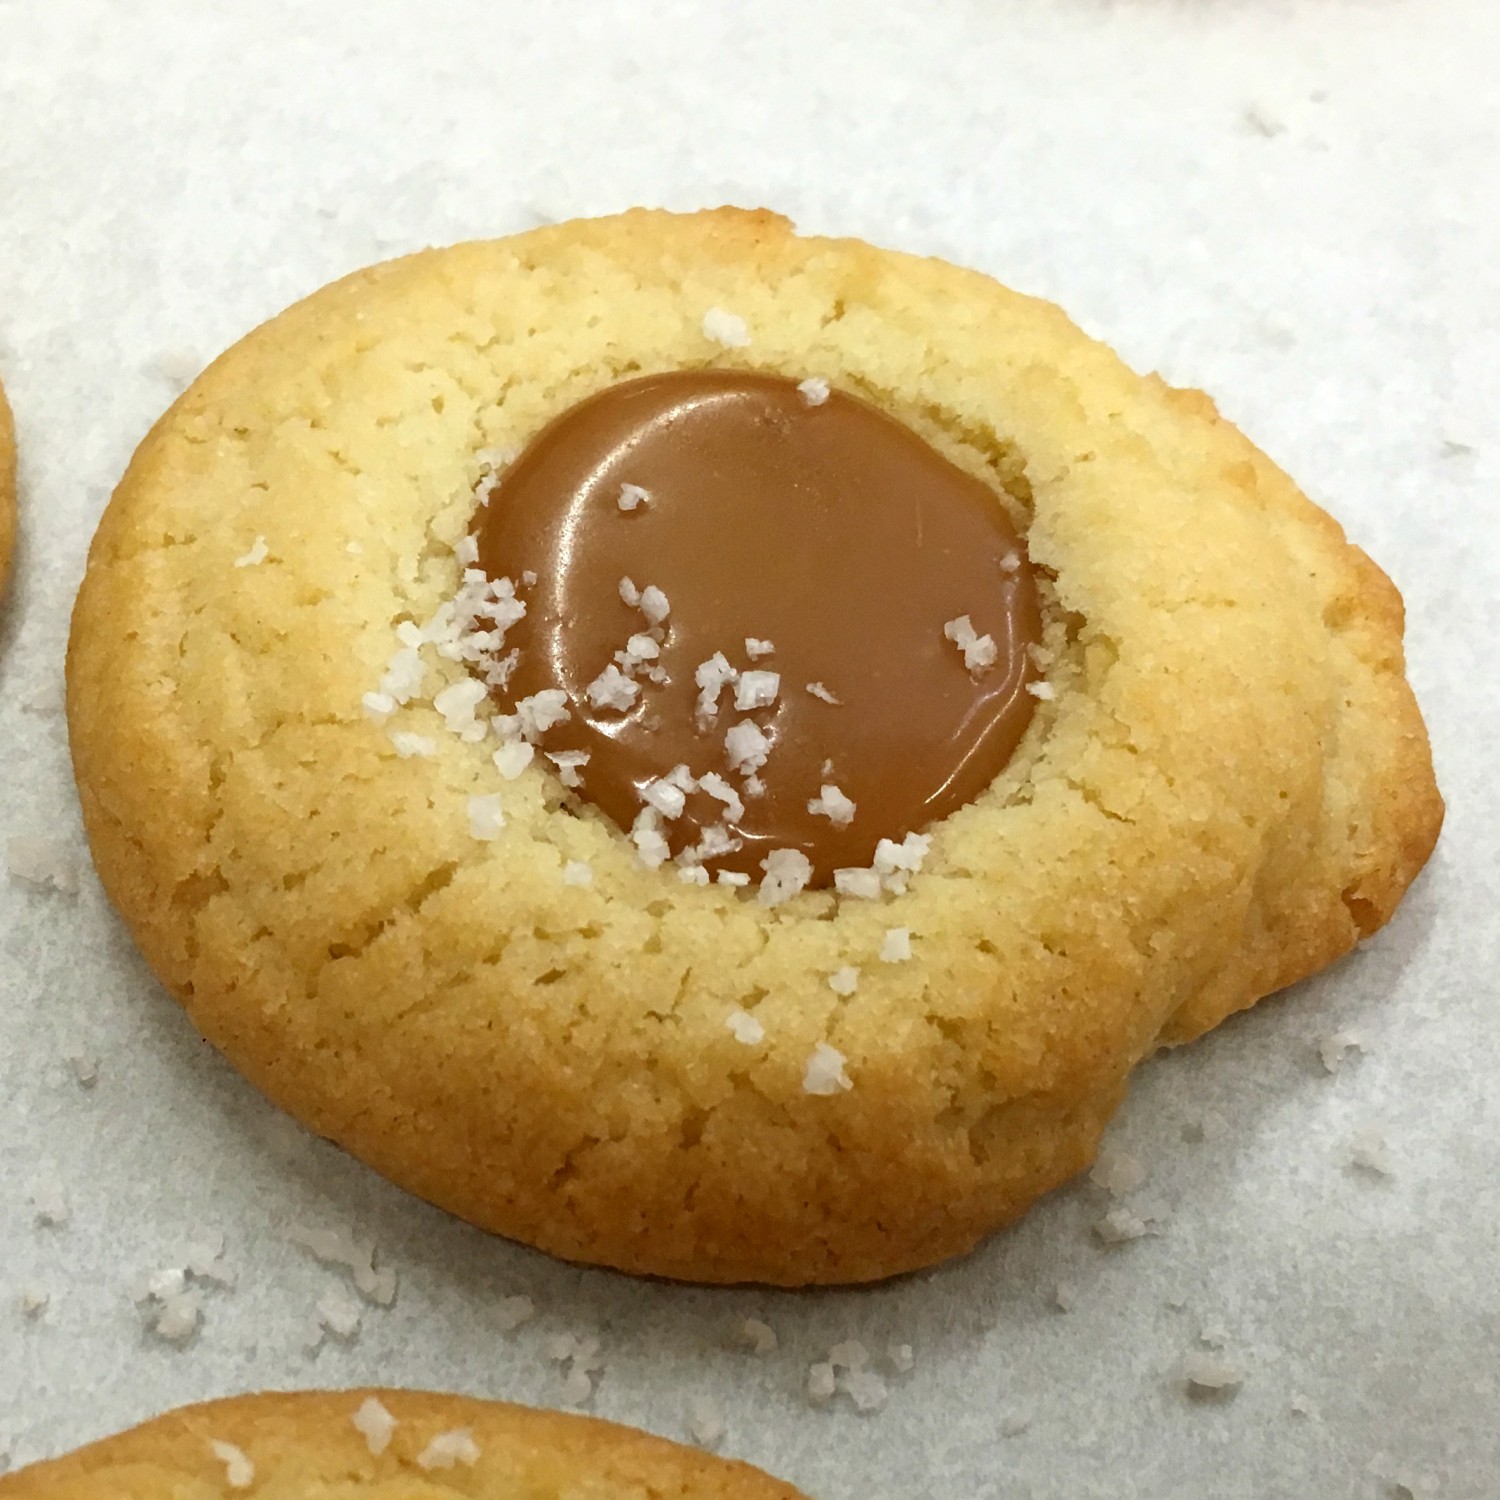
[66,208,1441,1285]
[0,374,15,594]
[0,1390,808,1499]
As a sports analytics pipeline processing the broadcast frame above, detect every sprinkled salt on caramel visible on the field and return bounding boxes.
[474,370,1041,884]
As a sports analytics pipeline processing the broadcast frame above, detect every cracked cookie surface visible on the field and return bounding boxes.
[66,208,1441,1284]
[0,1390,807,1500]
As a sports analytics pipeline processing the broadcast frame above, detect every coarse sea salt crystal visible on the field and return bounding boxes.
[316,1285,362,1341]
[618,482,650,512]
[797,376,830,406]
[888,1342,915,1373]
[1318,1031,1364,1073]
[619,576,641,607]
[493,740,534,779]
[1091,1147,1148,1197]
[352,1396,397,1456]
[879,928,912,963]
[233,537,268,568]
[496,1294,535,1331]
[841,1366,889,1414]
[361,690,396,724]
[807,1362,837,1405]
[547,750,590,788]
[1027,680,1057,701]
[827,967,860,996]
[739,1317,778,1354]
[416,1430,480,1470]
[6,838,79,895]
[389,730,436,759]
[698,771,745,824]
[637,585,670,625]
[745,637,775,659]
[695,653,738,721]
[515,689,570,739]
[631,810,671,869]
[1184,1352,1244,1396]
[803,1042,852,1095]
[833,867,882,900]
[944,615,998,674]
[725,1009,765,1045]
[562,861,593,887]
[759,848,812,907]
[734,670,780,711]
[687,1395,725,1448]
[434,678,489,741]
[623,632,660,663]
[702,307,751,348]
[1349,1127,1394,1177]
[467,794,505,841]
[209,1440,255,1489]
[806,681,841,704]
[641,777,687,819]
[678,865,710,885]
[717,870,751,888]
[725,720,771,775]
[808,784,856,827]
[586,663,639,712]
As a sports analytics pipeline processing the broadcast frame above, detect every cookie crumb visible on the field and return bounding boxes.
[416,1429,480,1469]
[209,1440,255,1489]
[467,794,505,841]
[6,837,79,895]
[827,966,860,996]
[495,1294,535,1331]
[1183,1351,1244,1398]
[806,681,841,705]
[686,1395,725,1448]
[1318,1030,1364,1073]
[725,1009,766,1045]
[797,377,830,407]
[1348,1127,1394,1178]
[879,928,912,963]
[561,861,593,888]
[233,537,269,568]
[803,1042,852,1095]
[702,307,751,348]
[618,482,650,512]
[738,1316,778,1354]
[1090,1147,1148,1197]
[943,615,997,674]
[352,1396,397,1456]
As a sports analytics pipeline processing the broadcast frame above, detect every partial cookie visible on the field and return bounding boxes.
[0,374,15,593]
[67,209,1441,1285]
[0,1390,807,1499]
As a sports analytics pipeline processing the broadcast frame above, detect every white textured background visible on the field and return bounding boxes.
[1,2,1497,1496]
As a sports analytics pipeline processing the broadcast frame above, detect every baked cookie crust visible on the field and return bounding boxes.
[0,1390,807,1500]
[66,209,1441,1284]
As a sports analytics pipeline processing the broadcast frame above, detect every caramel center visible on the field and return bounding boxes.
[475,370,1042,886]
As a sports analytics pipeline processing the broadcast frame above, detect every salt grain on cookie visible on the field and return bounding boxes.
[827,967,860,996]
[547,750,590,788]
[352,1396,397,1456]
[233,537,268,568]
[758,848,812,906]
[701,307,751,348]
[808,784,856,827]
[389,731,436,758]
[416,1430,481,1470]
[208,1440,255,1489]
[467,794,505,841]
[833,867,882,900]
[879,927,912,962]
[617,482,650,512]
[561,860,593,887]
[493,740,535,779]
[803,1042,852,1095]
[797,376,830,406]
[725,1009,765,1045]
[515,688,571,739]
[1026,680,1056,700]
[944,614,998,674]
